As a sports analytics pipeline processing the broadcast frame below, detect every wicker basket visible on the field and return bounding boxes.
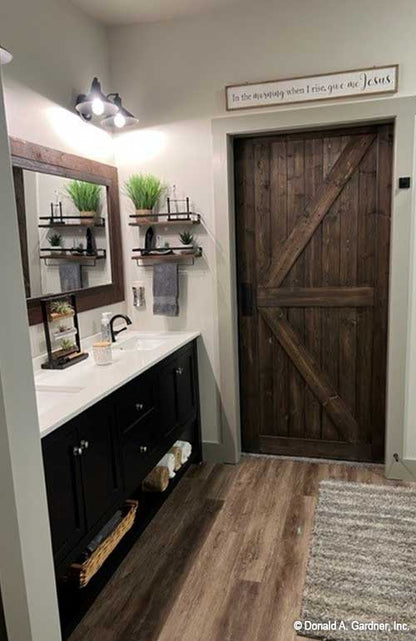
[67,500,138,588]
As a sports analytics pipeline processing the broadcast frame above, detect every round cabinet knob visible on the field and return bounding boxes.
[139,445,148,454]
[136,402,144,412]
[176,367,184,376]
[73,446,83,457]
[80,440,89,450]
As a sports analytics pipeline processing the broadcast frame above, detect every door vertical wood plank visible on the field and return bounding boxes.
[372,125,393,461]
[258,314,275,438]
[303,138,322,439]
[286,139,306,438]
[254,143,273,438]
[339,135,359,418]
[321,135,342,441]
[235,139,259,451]
[271,141,289,436]
[254,143,271,284]
[356,142,377,440]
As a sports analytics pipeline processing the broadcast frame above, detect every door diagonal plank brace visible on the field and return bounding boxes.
[266,134,376,288]
[260,308,359,442]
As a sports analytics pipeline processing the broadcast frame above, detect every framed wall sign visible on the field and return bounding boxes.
[225,65,398,111]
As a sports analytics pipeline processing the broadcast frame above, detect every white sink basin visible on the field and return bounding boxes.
[35,385,84,415]
[113,336,167,351]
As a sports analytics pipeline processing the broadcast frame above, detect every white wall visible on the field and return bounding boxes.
[0,0,126,358]
[109,0,416,460]
[0,64,61,641]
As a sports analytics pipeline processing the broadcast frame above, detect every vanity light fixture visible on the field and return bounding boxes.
[0,45,12,65]
[75,77,118,122]
[75,78,138,131]
[102,94,139,130]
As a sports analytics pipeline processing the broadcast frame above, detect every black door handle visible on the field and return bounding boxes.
[240,282,253,316]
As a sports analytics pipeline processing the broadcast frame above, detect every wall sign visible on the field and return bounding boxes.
[225,65,398,111]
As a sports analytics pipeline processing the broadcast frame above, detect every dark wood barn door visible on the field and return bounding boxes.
[235,124,393,461]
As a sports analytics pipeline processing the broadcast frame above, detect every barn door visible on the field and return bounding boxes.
[235,124,393,461]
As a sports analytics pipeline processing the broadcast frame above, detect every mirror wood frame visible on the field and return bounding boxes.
[9,138,124,326]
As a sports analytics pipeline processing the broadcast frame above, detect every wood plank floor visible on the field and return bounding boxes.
[69,456,409,641]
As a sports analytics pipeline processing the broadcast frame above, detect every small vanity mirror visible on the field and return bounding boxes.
[10,139,124,325]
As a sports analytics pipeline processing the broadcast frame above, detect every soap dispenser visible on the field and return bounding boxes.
[101,312,112,343]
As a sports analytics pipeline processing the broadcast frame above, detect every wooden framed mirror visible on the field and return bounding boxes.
[10,138,124,325]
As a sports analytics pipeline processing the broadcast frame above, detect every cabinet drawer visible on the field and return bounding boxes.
[115,371,156,435]
[121,415,160,492]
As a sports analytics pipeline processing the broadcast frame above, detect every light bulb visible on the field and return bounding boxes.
[114,112,126,129]
[91,98,104,116]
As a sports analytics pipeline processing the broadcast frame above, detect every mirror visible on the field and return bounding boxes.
[10,138,124,325]
[14,170,112,298]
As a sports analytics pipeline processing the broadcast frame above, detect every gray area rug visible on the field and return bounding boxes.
[299,480,416,640]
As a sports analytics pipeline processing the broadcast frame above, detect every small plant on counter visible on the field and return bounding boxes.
[125,174,165,223]
[66,180,101,225]
[179,231,195,255]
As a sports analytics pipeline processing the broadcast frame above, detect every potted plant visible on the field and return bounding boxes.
[49,300,74,321]
[48,232,64,255]
[66,180,101,226]
[125,174,165,224]
[55,338,77,359]
[71,242,85,256]
[179,231,195,255]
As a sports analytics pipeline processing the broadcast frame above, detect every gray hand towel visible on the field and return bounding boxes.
[153,263,179,316]
[59,263,83,292]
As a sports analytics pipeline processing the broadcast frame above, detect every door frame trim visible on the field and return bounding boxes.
[211,95,416,479]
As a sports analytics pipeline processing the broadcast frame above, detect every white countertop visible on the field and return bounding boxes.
[34,330,200,438]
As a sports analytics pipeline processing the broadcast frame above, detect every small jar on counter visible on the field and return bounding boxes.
[92,341,112,365]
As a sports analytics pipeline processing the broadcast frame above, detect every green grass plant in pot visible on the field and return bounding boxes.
[125,174,165,224]
[66,180,101,226]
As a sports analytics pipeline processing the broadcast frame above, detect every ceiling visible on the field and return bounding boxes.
[69,0,245,25]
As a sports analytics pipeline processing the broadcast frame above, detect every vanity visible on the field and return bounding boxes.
[36,331,201,635]
[9,136,203,635]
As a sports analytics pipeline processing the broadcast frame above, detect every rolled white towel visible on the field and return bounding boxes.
[174,440,192,464]
[157,453,176,479]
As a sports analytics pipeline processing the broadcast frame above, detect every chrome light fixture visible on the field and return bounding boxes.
[102,94,139,130]
[0,45,12,65]
[75,78,138,131]
[75,77,118,121]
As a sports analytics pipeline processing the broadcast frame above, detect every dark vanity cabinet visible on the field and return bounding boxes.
[42,423,86,563]
[41,340,201,579]
[42,398,122,565]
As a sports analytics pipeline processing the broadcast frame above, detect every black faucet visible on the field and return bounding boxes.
[109,314,132,342]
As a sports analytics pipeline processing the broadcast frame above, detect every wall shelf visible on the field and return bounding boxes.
[40,248,106,267]
[129,213,200,227]
[132,247,202,266]
[38,216,105,229]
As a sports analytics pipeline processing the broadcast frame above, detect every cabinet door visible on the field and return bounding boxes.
[175,348,196,425]
[79,400,122,530]
[42,423,85,563]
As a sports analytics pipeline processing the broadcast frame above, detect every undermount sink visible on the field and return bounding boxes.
[113,336,167,351]
[35,385,84,415]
